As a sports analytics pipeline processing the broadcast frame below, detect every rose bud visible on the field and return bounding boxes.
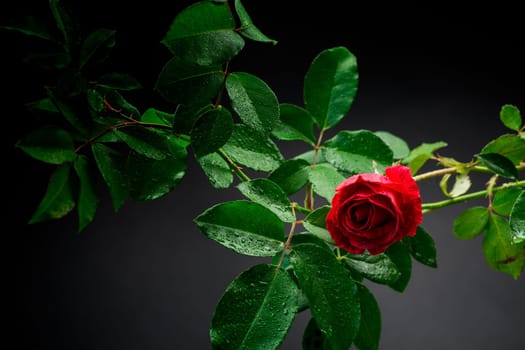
[326,165,423,255]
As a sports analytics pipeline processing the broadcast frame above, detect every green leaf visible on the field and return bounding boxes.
[29,163,75,224]
[46,88,88,136]
[500,104,522,131]
[403,226,437,268]
[140,108,174,127]
[49,0,78,51]
[197,152,233,189]
[73,155,99,232]
[304,46,358,130]
[99,89,141,120]
[161,1,244,65]
[26,97,60,114]
[79,28,116,69]
[95,72,142,91]
[234,0,277,44]
[402,141,448,175]
[290,243,360,350]
[453,206,489,240]
[191,107,233,158]
[210,264,298,350]
[222,124,284,172]
[127,145,187,201]
[322,130,394,174]
[226,72,279,135]
[439,173,472,198]
[1,16,58,42]
[194,200,285,257]
[303,206,334,244]
[475,153,519,180]
[155,56,224,105]
[91,143,129,211]
[374,130,410,160]
[271,103,316,145]
[343,252,401,285]
[237,179,295,222]
[308,163,346,202]
[509,191,525,244]
[16,127,75,164]
[384,242,412,292]
[114,126,172,160]
[293,149,326,165]
[354,283,381,350]
[493,187,522,216]
[481,134,525,165]
[483,213,525,280]
[268,159,311,195]
[302,318,331,350]
[172,103,213,134]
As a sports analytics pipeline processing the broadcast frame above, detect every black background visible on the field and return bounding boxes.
[3,1,524,349]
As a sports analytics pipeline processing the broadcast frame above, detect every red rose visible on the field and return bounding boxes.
[326,165,423,255]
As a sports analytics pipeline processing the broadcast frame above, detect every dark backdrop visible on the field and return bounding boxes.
[3,1,524,349]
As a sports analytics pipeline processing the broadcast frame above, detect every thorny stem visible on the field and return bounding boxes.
[217,148,251,182]
[276,204,298,269]
[412,162,525,182]
[306,129,326,210]
[421,180,525,213]
[74,120,180,153]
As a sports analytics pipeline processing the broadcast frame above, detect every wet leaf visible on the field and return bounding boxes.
[304,46,358,130]
[197,152,233,189]
[271,103,316,145]
[234,0,277,44]
[354,283,381,350]
[308,163,346,202]
[73,155,99,232]
[210,264,298,350]
[481,134,525,165]
[493,186,522,216]
[483,213,525,280]
[323,130,393,175]
[374,130,410,160]
[303,206,334,244]
[161,1,243,65]
[384,242,412,292]
[29,163,75,224]
[343,252,401,285]
[191,107,233,158]
[237,178,295,222]
[226,72,279,136]
[91,143,128,211]
[475,152,519,180]
[194,200,285,257]
[222,124,284,172]
[16,126,75,164]
[291,243,360,350]
[509,191,525,244]
[403,226,437,268]
[268,159,311,195]
[127,146,187,201]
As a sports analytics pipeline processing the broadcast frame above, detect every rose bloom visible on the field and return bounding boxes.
[326,165,423,255]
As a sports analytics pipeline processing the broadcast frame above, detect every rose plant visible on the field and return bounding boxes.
[4,1,525,349]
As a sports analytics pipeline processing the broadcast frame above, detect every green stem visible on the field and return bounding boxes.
[217,148,251,182]
[292,203,311,215]
[422,180,525,213]
[413,163,525,182]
